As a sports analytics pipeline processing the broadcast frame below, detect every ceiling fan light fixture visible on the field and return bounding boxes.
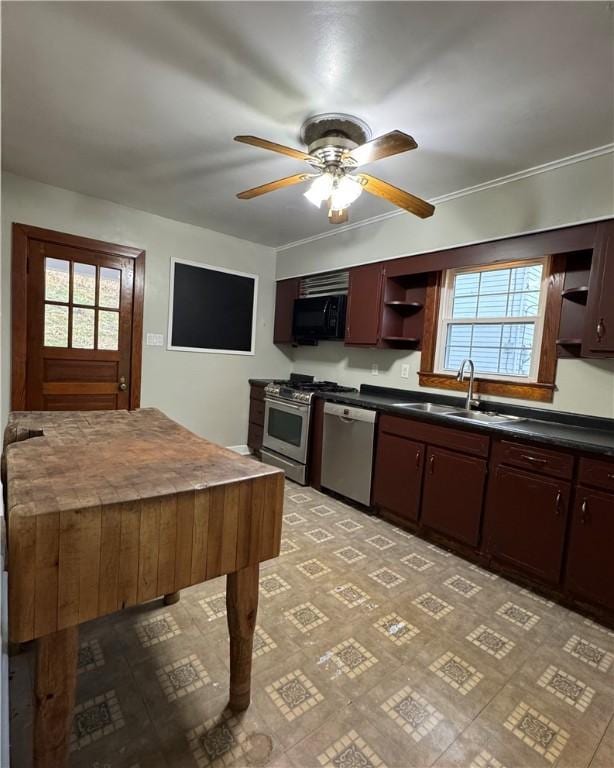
[235,118,434,221]
[303,173,334,207]
[329,174,362,211]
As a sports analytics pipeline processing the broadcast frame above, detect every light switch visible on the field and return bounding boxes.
[401,364,410,379]
[146,333,164,347]
[371,363,379,376]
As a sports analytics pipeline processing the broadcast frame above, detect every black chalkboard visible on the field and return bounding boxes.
[168,260,257,353]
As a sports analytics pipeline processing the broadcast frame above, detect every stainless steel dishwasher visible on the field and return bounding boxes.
[321,402,376,506]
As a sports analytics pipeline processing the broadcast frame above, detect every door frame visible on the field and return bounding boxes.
[11,223,145,410]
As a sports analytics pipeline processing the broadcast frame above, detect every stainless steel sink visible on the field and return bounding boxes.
[447,411,524,424]
[388,401,524,423]
[394,402,461,414]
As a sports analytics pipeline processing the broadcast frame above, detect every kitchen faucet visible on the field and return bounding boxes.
[457,359,480,411]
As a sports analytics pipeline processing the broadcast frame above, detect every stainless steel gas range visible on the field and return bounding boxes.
[260,375,355,485]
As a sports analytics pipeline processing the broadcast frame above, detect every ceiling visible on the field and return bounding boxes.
[2,2,613,248]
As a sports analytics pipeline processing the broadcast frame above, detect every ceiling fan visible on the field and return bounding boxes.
[234,113,434,225]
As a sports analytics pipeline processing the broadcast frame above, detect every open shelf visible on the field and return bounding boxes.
[380,272,429,349]
[561,286,589,304]
[557,251,592,359]
[384,300,423,312]
[382,336,420,345]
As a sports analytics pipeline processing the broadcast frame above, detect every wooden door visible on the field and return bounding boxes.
[12,224,144,411]
[345,263,383,345]
[584,220,614,354]
[565,486,614,610]
[273,278,299,344]
[373,432,424,523]
[421,446,487,546]
[484,466,569,584]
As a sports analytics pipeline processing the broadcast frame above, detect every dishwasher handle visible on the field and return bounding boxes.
[324,401,377,423]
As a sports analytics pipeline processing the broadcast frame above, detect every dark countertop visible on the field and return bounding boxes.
[317,385,614,458]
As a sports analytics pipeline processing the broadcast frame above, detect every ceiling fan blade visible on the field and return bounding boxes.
[356,173,434,218]
[328,208,348,225]
[349,130,417,166]
[234,135,314,163]
[236,173,313,199]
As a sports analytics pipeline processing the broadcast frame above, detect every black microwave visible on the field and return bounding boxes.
[292,294,347,341]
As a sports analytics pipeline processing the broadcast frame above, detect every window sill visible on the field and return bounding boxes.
[417,372,555,402]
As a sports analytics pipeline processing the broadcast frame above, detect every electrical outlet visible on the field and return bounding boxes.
[371,363,379,376]
[401,363,410,379]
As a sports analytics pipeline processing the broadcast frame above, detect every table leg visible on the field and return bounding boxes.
[163,591,181,605]
[33,625,78,768]
[226,563,259,712]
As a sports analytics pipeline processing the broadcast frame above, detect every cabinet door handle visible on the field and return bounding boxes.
[520,454,547,466]
[429,455,435,475]
[607,473,614,480]
[555,490,562,515]
[597,318,605,342]
[415,450,421,469]
[580,498,589,524]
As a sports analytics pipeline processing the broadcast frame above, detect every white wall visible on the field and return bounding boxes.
[279,152,614,417]
[1,173,292,445]
[288,342,614,418]
[276,151,614,279]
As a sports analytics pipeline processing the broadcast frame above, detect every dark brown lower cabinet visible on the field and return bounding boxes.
[372,432,424,522]
[565,486,614,611]
[247,420,263,453]
[484,466,569,584]
[247,383,266,455]
[421,446,486,546]
[308,398,325,490]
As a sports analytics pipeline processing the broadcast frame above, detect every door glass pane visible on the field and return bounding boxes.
[72,307,95,349]
[98,310,119,350]
[44,304,69,347]
[73,262,96,305]
[267,407,303,447]
[45,258,70,302]
[99,267,121,308]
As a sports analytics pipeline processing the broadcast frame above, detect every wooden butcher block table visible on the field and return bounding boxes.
[4,408,284,768]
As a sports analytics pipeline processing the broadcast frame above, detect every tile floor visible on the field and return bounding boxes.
[9,482,614,768]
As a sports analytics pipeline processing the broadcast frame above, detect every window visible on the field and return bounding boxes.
[44,257,121,350]
[435,259,548,382]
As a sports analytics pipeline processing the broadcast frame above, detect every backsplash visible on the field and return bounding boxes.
[289,342,614,419]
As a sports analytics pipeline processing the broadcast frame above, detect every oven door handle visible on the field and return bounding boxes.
[265,398,308,411]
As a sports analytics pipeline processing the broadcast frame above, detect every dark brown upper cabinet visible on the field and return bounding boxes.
[273,277,299,344]
[583,220,614,354]
[345,263,383,346]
